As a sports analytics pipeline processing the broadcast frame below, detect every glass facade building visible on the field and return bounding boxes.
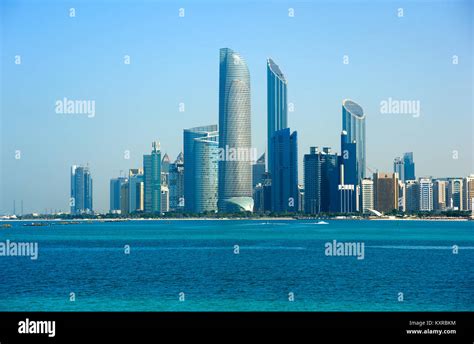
[304,147,321,214]
[320,148,340,213]
[267,58,288,174]
[143,141,161,213]
[184,125,219,213]
[393,157,405,182]
[403,152,416,181]
[270,128,298,212]
[252,153,266,188]
[110,176,128,213]
[71,165,93,214]
[194,134,219,213]
[405,180,420,212]
[339,131,358,212]
[169,152,184,211]
[128,169,144,213]
[448,178,463,210]
[304,147,340,214]
[218,48,253,212]
[342,99,366,183]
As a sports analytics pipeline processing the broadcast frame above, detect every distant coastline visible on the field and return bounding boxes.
[1,216,470,222]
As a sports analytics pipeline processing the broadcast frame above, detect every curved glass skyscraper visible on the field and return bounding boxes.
[218,48,253,212]
[194,134,219,213]
[183,125,218,213]
[267,58,288,174]
[342,99,366,182]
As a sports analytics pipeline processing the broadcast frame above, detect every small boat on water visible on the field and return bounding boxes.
[1,224,12,228]
[316,221,329,225]
[23,222,49,227]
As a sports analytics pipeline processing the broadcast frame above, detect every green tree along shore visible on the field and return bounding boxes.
[9,210,472,220]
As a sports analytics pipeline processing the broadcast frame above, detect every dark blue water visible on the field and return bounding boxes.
[0,219,472,311]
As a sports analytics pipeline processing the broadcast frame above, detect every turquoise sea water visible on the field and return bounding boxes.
[0,219,472,311]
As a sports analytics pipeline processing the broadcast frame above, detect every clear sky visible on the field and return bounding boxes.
[1,0,472,214]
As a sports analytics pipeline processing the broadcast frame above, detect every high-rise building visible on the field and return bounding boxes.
[184,126,217,212]
[194,132,219,213]
[70,165,77,214]
[433,179,447,212]
[143,141,161,213]
[403,152,416,181]
[161,153,170,173]
[267,58,288,174]
[218,48,253,212]
[169,153,184,211]
[405,180,419,212]
[339,131,358,213]
[342,99,366,182]
[303,147,339,214]
[161,185,169,213]
[373,172,398,214]
[297,184,305,212]
[447,178,463,210]
[129,169,144,213]
[253,183,265,213]
[252,153,266,188]
[338,165,358,213]
[110,176,128,213]
[184,125,219,213]
[253,172,273,213]
[71,165,93,214]
[398,180,406,212]
[304,147,321,214]
[270,128,298,212]
[463,175,474,211]
[419,178,433,211]
[393,157,405,182]
[361,178,374,214]
[320,147,340,213]
[120,182,130,215]
[161,153,170,187]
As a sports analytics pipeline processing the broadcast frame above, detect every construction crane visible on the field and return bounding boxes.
[366,165,378,176]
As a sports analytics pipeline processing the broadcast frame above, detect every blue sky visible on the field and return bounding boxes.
[1,0,472,214]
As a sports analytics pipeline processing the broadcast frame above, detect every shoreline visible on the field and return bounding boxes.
[0,217,470,222]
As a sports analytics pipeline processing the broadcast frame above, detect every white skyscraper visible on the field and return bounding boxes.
[398,180,406,212]
[419,178,433,212]
[161,185,169,213]
[361,178,374,214]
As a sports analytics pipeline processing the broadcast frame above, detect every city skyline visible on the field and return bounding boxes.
[1,0,473,214]
[66,48,474,216]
